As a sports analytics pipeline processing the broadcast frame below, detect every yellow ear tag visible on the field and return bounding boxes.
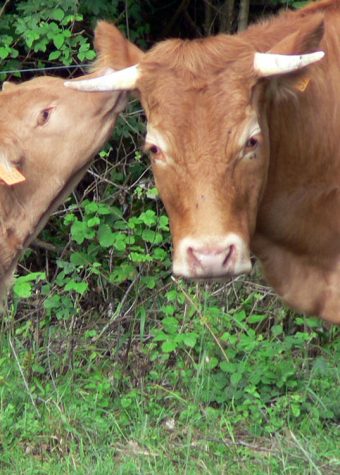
[0,163,25,185]
[295,77,311,93]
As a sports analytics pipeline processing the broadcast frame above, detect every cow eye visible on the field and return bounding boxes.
[150,145,160,154]
[146,144,165,161]
[245,136,258,150]
[244,133,262,159]
[37,107,53,126]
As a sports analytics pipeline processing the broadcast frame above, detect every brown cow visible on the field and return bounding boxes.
[66,0,340,323]
[0,74,126,300]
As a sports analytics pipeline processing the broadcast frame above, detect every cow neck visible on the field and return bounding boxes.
[0,186,28,284]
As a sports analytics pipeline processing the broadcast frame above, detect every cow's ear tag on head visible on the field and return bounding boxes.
[294,76,311,93]
[0,163,25,185]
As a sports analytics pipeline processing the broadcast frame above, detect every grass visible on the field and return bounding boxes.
[1,275,340,474]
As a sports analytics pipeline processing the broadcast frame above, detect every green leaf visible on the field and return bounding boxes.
[16,272,45,283]
[71,220,93,244]
[0,47,9,59]
[70,252,89,267]
[53,34,65,49]
[230,372,242,386]
[13,272,45,298]
[87,216,100,228]
[220,361,236,373]
[206,356,219,370]
[248,314,267,324]
[142,276,157,289]
[162,317,179,334]
[44,294,61,310]
[129,252,152,263]
[85,50,96,60]
[161,340,177,353]
[272,324,283,337]
[98,224,115,248]
[141,229,163,244]
[50,8,65,21]
[13,282,32,298]
[182,333,197,348]
[48,50,61,61]
[139,210,156,226]
[64,280,88,295]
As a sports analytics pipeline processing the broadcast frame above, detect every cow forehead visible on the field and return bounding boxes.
[139,67,255,156]
[142,82,258,164]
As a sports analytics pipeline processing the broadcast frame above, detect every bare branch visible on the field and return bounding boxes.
[0,0,11,18]
[163,0,191,37]
[238,0,250,32]
[219,0,236,33]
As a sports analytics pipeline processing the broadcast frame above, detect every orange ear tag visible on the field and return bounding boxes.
[295,77,311,93]
[0,163,25,185]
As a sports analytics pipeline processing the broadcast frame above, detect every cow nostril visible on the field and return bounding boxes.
[223,244,235,266]
[187,246,200,265]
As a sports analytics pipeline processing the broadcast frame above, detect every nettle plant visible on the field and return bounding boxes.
[0,1,152,315]
[0,0,148,75]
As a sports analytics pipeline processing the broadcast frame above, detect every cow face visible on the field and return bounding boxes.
[139,51,267,278]
[66,18,324,280]
[0,74,125,294]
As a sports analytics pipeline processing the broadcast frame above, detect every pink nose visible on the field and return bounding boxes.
[187,245,235,277]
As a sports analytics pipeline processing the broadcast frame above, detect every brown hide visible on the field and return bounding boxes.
[89,0,340,323]
[0,75,126,300]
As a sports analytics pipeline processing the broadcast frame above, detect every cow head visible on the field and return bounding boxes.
[0,73,126,297]
[66,17,324,279]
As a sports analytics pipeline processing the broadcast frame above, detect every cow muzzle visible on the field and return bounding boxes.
[172,233,252,279]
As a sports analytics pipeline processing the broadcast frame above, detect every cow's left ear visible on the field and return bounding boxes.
[64,22,144,93]
[0,140,25,185]
[93,21,144,71]
[268,14,324,57]
[254,14,325,83]
[0,155,25,185]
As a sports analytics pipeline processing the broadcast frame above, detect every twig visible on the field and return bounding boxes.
[9,336,41,418]
[238,0,250,32]
[0,0,11,18]
[289,430,322,475]
[163,0,191,37]
[31,238,57,253]
[198,436,280,454]
[93,275,140,342]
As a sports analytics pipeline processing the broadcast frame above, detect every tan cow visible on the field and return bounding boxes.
[66,0,340,323]
[0,74,126,299]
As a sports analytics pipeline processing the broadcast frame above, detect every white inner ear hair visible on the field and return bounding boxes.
[0,150,13,170]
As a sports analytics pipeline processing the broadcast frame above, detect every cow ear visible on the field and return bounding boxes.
[268,14,324,57]
[93,21,144,71]
[2,81,17,92]
[0,152,25,185]
[256,15,324,95]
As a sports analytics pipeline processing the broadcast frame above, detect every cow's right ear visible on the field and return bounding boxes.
[2,81,17,92]
[93,21,144,71]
